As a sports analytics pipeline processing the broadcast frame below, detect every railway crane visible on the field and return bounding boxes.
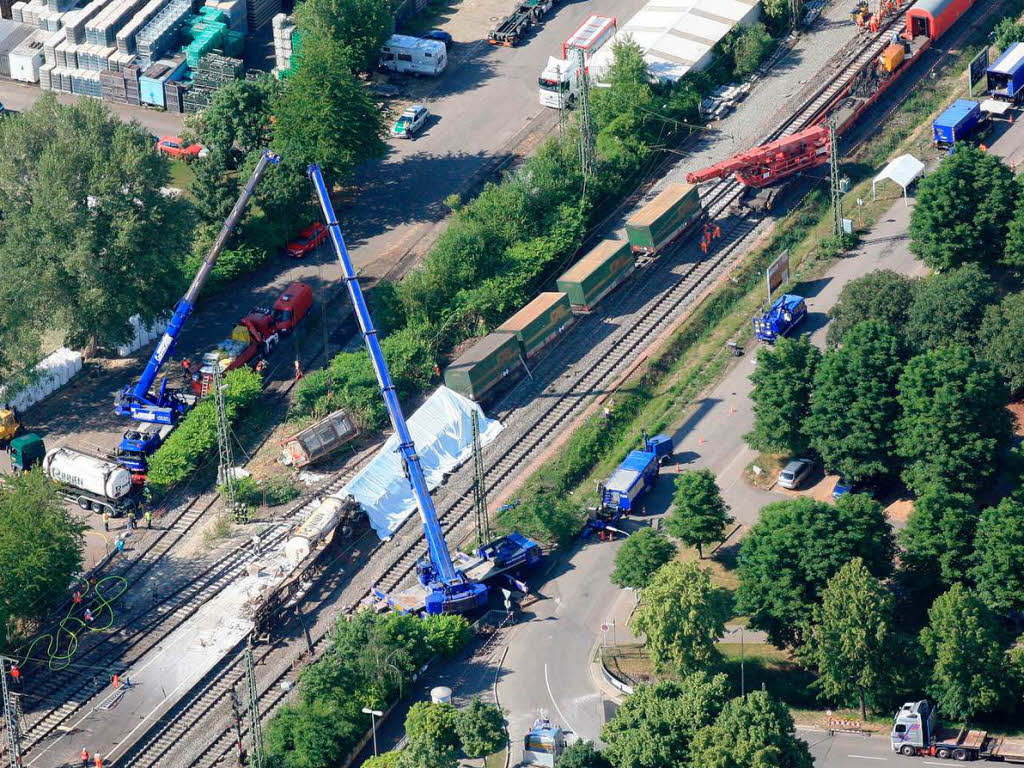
[308,164,540,615]
[115,150,280,425]
[686,123,831,189]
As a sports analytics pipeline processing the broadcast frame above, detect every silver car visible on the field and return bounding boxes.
[778,458,813,490]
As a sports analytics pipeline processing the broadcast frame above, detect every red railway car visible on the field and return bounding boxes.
[906,0,976,41]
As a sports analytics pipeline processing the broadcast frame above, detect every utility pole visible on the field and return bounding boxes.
[213,363,245,522]
[790,0,803,28]
[573,46,595,180]
[472,411,490,545]
[245,638,265,768]
[828,115,843,238]
[0,658,22,768]
[557,64,568,141]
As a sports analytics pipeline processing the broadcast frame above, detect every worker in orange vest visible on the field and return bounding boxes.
[94,752,104,768]
[80,748,89,768]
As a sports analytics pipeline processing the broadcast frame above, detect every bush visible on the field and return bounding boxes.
[183,229,270,295]
[423,614,472,659]
[146,367,263,497]
[222,475,301,507]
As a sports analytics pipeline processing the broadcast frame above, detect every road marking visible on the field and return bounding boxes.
[847,756,887,761]
[923,763,950,766]
[544,663,578,736]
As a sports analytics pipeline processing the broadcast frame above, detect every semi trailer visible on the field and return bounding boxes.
[892,700,1024,762]
[43,445,141,516]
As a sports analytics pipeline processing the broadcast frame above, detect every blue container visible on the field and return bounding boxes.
[987,42,1024,101]
[932,99,981,147]
[139,58,186,108]
[602,450,659,512]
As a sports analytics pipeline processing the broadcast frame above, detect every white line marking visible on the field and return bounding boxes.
[923,763,950,766]
[847,756,887,761]
[544,663,577,736]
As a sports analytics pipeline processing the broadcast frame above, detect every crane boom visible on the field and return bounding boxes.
[115,150,280,424]
[686,123,830,188]
[307,164,487,615]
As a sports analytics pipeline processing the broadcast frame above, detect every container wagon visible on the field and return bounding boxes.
[625,182,702,255]
[281,408,359,468]
[932,99,981,148]
[987,42,1024,102]
[556,238,634,312]
[443,331,524,402]
[498,291,574,359]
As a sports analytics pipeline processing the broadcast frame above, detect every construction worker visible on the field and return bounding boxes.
[144,510,153,529]
[115,537,125,554]
[80,748,90,768]
[10,665,20,686]
[101,511,110,532]
[73,590,82,605]
[293,359,303,381]
[94,752,104,768]
[126,511,136,531]
[181,358,192,385]
[83,608,94,623]
[254,359,268,376]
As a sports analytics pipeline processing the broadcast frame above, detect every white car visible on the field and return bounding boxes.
[777,458,814,490]
[391,105,430,139]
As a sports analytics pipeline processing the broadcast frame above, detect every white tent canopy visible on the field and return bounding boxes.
[872,154,925,205]
[339,386,504,538]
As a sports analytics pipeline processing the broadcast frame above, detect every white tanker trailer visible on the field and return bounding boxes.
[284,495,363,565]
[43,447,140,516]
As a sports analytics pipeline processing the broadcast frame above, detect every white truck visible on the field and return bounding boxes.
[379,34,447,76]
[891,700,1024,762]
[538,15,616,109]
[43,447,140,516]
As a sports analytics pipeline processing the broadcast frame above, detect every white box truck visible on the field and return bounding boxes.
[538,15,616,109]
[379,34,447,76]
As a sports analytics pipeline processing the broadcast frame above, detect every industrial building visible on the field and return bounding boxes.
[589,0,761,83]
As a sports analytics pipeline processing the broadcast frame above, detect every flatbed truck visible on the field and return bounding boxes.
[488,0,554,47]
[892,700,1024,762]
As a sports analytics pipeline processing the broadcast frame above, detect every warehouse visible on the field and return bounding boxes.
[589,0,760,84]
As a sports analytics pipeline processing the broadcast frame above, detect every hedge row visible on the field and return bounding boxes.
[146,367,264,498]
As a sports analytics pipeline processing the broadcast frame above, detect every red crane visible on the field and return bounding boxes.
[686,123,831,188]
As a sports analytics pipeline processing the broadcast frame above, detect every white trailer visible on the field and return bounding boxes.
[538,15,616,109]
[379,34,447,76]
[43,447,139,516]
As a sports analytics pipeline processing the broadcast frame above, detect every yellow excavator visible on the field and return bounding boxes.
[0,408,21,444]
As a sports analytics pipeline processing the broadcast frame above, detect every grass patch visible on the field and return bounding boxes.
[745,453,786,490]
[484,747,507,768]
[202,512,233,547]
[718,642,817,709]
[673,545,741,592]
[168,160,196,191]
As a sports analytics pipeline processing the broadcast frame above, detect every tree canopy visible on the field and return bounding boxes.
[908,147,1017,271]
[664,469,734,557]
[979,290,1024,395]
[800,558,896,720]
[826,270,916,347]
[185,75,281,160]
[970,498,1024,615]
[610,529,677,590]
[904,265,997,353]
[455,698,506,759]
[805,320,904,485]
[895,344,1012,497]
[557,741,611,768]
[899,487,978,594]
[600,672,730,768]
[402,702,460,768]
[293,0,394,72]
[919,584,1011,721]
[746,335,821,455]
[736,494,895,648]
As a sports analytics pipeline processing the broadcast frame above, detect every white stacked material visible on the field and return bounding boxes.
[9,28,47,81]
[64,0,111,45]
[55,38,76,66]
[590,0,760,83]
[271,11,292,72]
[0,19,35,78]
[86,0,145,46]
[107,48,134,68]
[206,0,246,33]
[116,314,169,357]
[114,0,168,54]
[135,0,188,65]
[17,0,43,26]
[43,24,65,61]
[11,2,26,22]
[0,348,83,414]
[39,59,54,87]
[35,8,64,32]
[341,386,504,538]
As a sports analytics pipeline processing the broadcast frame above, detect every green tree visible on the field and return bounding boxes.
[0,94,190,353]
[908,146,1017,271]
[760,0,798,33]
[631,561,729,674]
[190,147,239,225]
[899,487,978,593]
[904,265,997,352]
[994,19,1024,64]
[600,672,730,768]
[0,470,86,647]
[271,34,386,186]
[895,344,1012,497]
[294,0,393,72]
[746,335,821,455]
[806,320,904,485]
[591,40,658,165]
[664,469,734,557]
[558,741,611,768]
[402,701,460,768]
[688,690,814,768]
[800,558,896,720]
[455,698,506,759]
[186,75,281,160]
[364,752,402,768]
[263,698,361,768]
[736,494,895,648]
[919,584,1010,721]
[723,23,774,77]
[979,291,1024,395]
[826,270,916,347]
[610,528,677,589]
[970,498,1024,615]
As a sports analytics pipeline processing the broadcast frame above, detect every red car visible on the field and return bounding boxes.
[156,136,208,160]
[285,222,328,258]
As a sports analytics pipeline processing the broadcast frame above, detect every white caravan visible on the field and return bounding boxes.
[379,34,448,76]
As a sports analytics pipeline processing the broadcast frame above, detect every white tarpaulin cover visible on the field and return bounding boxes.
[872,154,925,205]
[341,386,504,538]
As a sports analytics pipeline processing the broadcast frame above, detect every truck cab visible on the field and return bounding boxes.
[8,433,45,472]
[116,423,173,473]
[0,408,20,444]
[538,56,580,109]
[753,294,807,343]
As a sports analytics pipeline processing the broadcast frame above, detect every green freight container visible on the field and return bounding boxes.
[444,331,524,402]
[556,238,634,311]
[498,292,574,358]
[625,182,702,254]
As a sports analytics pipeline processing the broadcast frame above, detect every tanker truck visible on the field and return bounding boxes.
[43,447,142,517]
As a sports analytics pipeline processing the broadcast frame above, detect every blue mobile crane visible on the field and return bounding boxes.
[114,150,280,425]
[309,163,507,615]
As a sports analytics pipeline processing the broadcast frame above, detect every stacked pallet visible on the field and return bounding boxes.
[85,0,146,46]
[65,0,113,44]
[135,0,188,65]
[182,50,240,112]
[164,77,186,112]
[100,65,126,99]
[245,0,278,33]
[271,11,296,74]
[114,0,167,54]
[0,18,33,76]
[39,59,54,87]
[205,0,245,34]
[70,67,100,96]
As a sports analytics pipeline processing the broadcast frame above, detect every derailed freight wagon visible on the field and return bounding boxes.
[625,182,702,255]
[444,331,524,402]
[556,239,634,312]
[498,292,574,359]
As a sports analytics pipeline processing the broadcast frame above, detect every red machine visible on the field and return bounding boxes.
[686,123,831,188]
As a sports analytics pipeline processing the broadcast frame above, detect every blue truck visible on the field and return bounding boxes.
[753,294,807,343]
[932,99,982,149]
[599,435,672,514]
[987,42,1024,102]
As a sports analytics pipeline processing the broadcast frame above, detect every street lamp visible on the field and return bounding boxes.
[362,707,384,757]
[728,627,745,698]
